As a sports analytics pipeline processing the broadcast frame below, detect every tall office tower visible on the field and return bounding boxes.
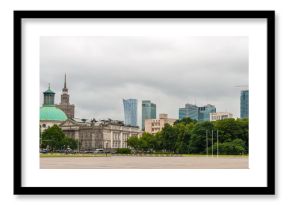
[198,104,216,121]
[179,103,216,121]
[179,104,199,120]
[56,74,75,118]
[142,100,156,130]
[123,99,138,127]
[240,90,249,118]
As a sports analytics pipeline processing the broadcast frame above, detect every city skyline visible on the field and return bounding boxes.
[40,36,248,123]
[40,82,242,127]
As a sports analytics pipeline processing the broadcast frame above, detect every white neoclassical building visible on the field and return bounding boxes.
[210,112,233,121]
[60,118,143,151]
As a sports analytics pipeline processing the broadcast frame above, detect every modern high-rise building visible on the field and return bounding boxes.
[179,104,199,120]
[179,103,216,121]
[240,90,249,118]
[142,100,156,130]
[56,74,75,118]
[123,99,138,127]
[198,104,216,121]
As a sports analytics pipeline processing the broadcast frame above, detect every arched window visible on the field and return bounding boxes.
[42,124,46,128]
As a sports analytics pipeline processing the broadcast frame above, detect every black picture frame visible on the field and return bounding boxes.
[14,10,275,195]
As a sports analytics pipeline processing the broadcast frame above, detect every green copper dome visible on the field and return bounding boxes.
[40,106,68,121]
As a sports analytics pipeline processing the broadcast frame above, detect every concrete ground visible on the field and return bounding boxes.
[40,156,248,169]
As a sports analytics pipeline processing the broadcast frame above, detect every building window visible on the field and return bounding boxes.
[42,124,46,128]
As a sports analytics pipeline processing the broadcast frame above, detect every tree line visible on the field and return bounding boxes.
[127,118,248,155]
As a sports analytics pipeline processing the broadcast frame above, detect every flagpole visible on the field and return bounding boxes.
[212,130,213,157]
[217,130,219,158]
[206,130,208,157]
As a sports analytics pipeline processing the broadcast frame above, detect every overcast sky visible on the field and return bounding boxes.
[40,36,248,125]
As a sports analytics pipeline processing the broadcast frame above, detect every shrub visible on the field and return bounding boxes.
[116,148,131,154]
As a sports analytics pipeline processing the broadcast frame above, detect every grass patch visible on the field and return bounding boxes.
[40,153,111,158]
[40,153,248,158]
[181,154,248,158]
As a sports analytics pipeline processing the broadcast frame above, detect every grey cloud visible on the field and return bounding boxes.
[40,36,248,123]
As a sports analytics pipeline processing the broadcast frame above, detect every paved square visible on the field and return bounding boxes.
[40,156,248,169]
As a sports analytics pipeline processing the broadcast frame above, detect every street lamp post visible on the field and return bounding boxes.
[77,139,80,153]
[105,141,108,157]
[211,130,214,157]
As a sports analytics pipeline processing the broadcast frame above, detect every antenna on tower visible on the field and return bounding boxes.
[64,73,67,89]
[62,73,68,92]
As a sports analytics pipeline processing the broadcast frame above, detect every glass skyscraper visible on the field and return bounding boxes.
[240,90,249,118]
[142,100,156,130]
[179,104,199,120]
[198,104,216,121]
[179,103,216,121]
[123,99,138,127]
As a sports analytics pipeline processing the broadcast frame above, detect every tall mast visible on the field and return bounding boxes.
[62,73,68,92]
[64,73,67,89]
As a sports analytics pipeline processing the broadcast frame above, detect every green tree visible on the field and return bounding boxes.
[127,136,140,152]
[127,132,160,153]
[213,118,244,142]
[213,118,248,153]
[174,117,197,125]
[41,125,78,151]
[175,123,192,153]
[212,138,246,155]
[62,136,78,150]
[236,118,249,153]
[160,123,178,152]
[140,132,155,152]
[188,121,214,154]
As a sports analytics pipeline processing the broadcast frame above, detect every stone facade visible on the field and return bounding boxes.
[60,118,143,151]
[40,120,64,133]
[57,103,75,119]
